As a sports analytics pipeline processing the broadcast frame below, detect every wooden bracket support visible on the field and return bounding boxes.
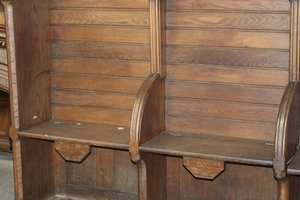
[183,157,225,180]
[54,141,91,163]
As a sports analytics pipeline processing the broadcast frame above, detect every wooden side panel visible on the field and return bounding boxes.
[20,137,55,199]
[10,0,51,130]
[165,0,290,141]
[50,0,151,125]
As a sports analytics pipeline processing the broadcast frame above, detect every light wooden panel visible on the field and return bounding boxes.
[52,59,150,78]
[52,26,149,44]
[166,115,275,141]
[52,90,135,111]
[51,9,149,26]
[166,81,285,105]
[52,74,144,94]
[52,41,150,61]
[167,12,289,31]
[166,65,288,87]
[52,105,132,127]
[167,0,289,11]
[166,98,279,123]
[51,0,149,9]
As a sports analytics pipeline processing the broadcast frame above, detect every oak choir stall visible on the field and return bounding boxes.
[2,0,300,199]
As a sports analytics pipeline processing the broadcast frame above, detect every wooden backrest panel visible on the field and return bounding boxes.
[50,0,150,126]
[165,0,290,141]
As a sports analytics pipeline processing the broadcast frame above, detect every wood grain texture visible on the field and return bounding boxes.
[167,30,289,49]
[51,9,149,26]
[167,0,290,11]
[19,120,131,149]
[51,0,149,9]
[166,81,285,105]
[166,98,279,123]
[167,46,289,69]
[166,64,288,86]
[140,131,274,165]
[52,74,144,94]
[167,12,289,31]
[166,115,275,141]
[52,26,150,44]
[52,105,132,127]
[52,58,150,78]
[52,90,135,111]
[52,41,150,61]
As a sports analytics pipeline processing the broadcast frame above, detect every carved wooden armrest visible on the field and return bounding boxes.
[274,81,300,179]
[129,73,165,163]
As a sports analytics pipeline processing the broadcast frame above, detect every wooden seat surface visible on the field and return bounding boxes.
[140,131,274,166]
[18,120,130,150]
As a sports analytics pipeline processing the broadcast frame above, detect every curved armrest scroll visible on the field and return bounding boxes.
[274,81,300,179]
[130,73,165,163]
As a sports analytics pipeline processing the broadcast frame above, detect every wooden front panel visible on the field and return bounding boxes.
[165,0,290,141]
[167,157,277,200]
[50,0,150,126]
[64,147,138,199]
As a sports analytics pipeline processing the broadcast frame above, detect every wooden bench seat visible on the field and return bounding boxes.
[18,120,130,150]
[140,131,274,166]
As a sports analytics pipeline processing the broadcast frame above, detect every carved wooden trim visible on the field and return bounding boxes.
[54,141,91,163]
[2,0,18,129]
[274,82,300,179]
[290,0,300,81]
[150,0,166,77]
[130,73,162,162]
[183,157,225,180]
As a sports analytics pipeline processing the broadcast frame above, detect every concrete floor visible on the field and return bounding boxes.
[0,151,14,199]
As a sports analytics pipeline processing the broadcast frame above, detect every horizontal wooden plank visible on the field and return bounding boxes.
[51,9,149,26]
[167,30,289,49]
[165,81,285,105]
[166,65,288,87]
[19,120,131,149]
[167,47,289,69]
[167,0,290,11]
[52,58,150,78]
[167,12,289,31]
[166,98,279,123]
[52,90,135,110]
[166,115,275,141]
[52,74,144,94]
[52,26,150,44]
[52,105,132,127]
[51,0,149,9]
[52,41,150,61]
[140,131,274,166]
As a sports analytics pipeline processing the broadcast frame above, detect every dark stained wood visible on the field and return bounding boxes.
[140,131,275,166]
[19,120,131,150]
[274,82,300,179]
[54,141,91,162]
[167,46,289,68]
[288,150,300,175]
